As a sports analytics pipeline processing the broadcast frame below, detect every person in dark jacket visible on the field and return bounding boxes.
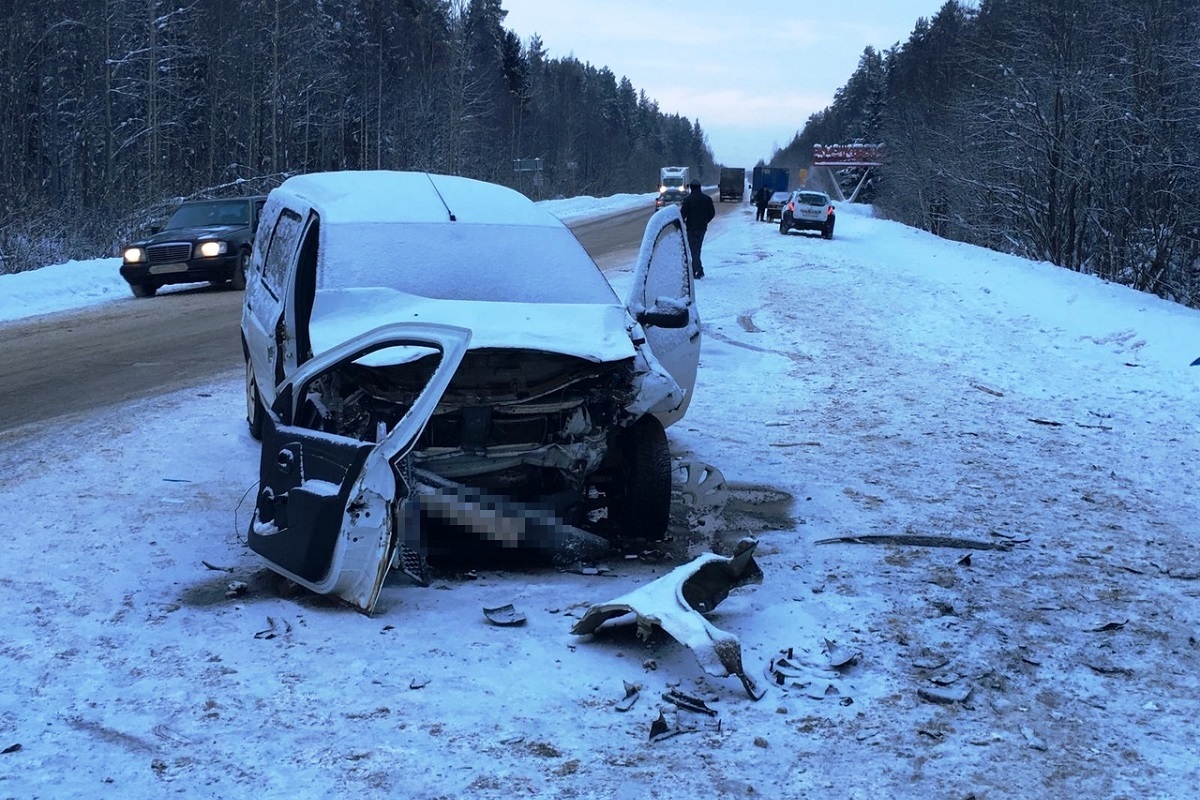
[755,185,769,222]
[679,180,715,279]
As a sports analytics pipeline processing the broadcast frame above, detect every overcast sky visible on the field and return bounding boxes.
[501,0,959,169]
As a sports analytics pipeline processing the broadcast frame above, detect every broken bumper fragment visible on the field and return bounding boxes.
[571,538,765,699]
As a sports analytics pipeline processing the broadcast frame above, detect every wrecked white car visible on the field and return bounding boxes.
[239,171,700,611]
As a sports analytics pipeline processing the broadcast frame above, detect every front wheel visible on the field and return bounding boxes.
[130,282,157,298]
[613,415,673,541]
[230,250,250,290]
[246,359,264,440]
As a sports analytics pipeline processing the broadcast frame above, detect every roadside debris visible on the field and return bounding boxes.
[571,538,765,699]
[253,617,291,640]
[1088,620,1128,632]
[969,382,1005,397]
[662,689,718,716]
[1019,724,1048,751]
[615,682,641,712]
[823,638,861,669]
[483,604,527,626]
[814,534,1014,551]
[647,708,720,742]
[918,684,973,704]
[673,460,730,532]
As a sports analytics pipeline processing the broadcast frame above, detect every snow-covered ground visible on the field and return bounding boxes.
[3,192,1200,799]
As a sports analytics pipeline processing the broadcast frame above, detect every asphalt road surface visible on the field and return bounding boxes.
[0,195,738,437]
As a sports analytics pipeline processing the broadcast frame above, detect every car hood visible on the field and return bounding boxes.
[308,288,636,365]
[134,224,246,245]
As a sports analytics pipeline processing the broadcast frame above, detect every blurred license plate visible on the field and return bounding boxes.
[149,263,188,274]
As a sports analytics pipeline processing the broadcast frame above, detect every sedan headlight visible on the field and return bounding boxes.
[122,247,146,264]
[198,240,229,258]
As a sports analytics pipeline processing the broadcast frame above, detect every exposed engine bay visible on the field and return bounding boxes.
[297,348,638,504]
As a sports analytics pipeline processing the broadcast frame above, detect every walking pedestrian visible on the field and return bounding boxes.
[680,180,715,279]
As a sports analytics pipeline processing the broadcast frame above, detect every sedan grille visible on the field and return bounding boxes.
[146,242,192,263]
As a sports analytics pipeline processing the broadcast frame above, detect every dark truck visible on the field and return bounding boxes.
[718,167,745,202]
[751,166,790,200]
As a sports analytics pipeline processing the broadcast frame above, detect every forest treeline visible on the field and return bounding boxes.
[0,0,714,273]
[774,0,1200,307]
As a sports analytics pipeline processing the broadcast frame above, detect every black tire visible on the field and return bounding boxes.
[230,250,250,291]
[130,282,157,298]
[615,415,672,541]
[246,359,264,440]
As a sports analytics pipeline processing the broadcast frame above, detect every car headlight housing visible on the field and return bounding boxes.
[122,247,146,264]
[198,240,229,258]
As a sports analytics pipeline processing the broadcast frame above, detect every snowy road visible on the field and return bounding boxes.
[3,199,1200,798]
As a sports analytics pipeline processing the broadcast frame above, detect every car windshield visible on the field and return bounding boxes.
[769,193,789,203]
[795,193,828,207]
[318,222,620,305]
[166,201,248,229]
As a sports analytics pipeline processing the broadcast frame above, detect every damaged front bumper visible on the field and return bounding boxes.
[571,538,766,699]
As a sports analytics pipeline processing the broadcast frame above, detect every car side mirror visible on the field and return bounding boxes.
[637,300,689,329]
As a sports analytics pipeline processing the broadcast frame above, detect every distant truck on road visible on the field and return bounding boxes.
[751,166,790,200]
[718,167,745,202]
[656,166,690,209]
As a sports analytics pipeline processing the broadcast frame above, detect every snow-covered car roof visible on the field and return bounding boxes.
[276,170,564,228]
[269,171,635,363]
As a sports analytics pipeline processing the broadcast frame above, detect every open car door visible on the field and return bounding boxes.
[248,322,471,614]
[625,206,702,427]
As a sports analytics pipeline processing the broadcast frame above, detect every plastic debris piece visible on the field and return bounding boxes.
[615,682,641,712]
[918,684,973,704]
[823,638,861,669]
[1089,620,1128,632]
[649,710,675,742]
[573,538,765,699]
[483,604,527,626]
[912,654,950,670]
[1020,724,1048,751]
[662,689,718,717]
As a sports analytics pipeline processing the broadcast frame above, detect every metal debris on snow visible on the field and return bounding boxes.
[814,534,1014,551]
